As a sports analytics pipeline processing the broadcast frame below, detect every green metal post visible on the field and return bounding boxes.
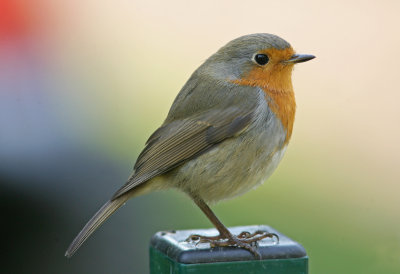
[149,225,308,274]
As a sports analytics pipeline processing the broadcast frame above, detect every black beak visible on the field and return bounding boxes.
[284,54,315,64]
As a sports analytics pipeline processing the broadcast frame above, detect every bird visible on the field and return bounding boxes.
[65,33,315,258]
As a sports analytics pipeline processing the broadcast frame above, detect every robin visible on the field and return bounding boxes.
[65,33,315,258]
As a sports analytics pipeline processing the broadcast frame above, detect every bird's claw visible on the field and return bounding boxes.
[185,230,279,259]
[238,230,279,244]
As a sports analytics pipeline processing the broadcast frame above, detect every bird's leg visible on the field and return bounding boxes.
[185,194,278,259]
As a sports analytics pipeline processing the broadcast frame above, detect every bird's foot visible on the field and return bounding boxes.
[185,230,279,259]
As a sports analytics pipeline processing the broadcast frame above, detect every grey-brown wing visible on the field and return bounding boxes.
[111,107,254,199]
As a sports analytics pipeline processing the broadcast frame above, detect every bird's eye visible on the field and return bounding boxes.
[254,54,269,65]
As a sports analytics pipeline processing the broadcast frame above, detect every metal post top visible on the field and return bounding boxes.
[150,225,307,264]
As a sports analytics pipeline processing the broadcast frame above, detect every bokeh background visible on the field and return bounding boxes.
[1,0,399,273]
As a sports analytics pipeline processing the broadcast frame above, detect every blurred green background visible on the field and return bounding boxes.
[1,0,399,273]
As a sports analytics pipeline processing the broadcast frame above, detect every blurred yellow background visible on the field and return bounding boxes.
[1,0,399,273]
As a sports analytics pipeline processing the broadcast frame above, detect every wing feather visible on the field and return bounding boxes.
[111,106,254,199]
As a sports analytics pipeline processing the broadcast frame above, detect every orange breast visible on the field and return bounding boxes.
[231,47,296,144]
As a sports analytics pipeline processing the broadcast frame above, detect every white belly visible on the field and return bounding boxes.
[168,89,289,203]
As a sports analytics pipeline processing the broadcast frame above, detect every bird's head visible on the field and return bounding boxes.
[203,33,315,93]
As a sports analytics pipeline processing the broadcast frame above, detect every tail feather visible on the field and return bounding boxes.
[65,195,129,258]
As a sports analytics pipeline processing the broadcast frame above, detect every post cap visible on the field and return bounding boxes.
[150,225,307,264]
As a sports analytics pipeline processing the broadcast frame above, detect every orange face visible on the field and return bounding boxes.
[231,47,297,144]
